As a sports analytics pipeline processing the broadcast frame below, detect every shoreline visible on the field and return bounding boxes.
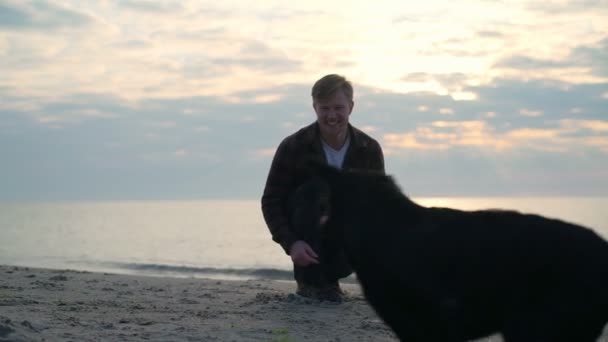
[0,260,362,284]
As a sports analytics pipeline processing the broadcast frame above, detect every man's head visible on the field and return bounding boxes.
[311,74,354,147]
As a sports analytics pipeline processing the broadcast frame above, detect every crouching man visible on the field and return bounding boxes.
[261,74,384,302]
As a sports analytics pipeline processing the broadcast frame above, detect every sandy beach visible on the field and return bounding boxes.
[0,264,396,342]
[1,265,606,342]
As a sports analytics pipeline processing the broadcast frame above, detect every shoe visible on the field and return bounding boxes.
[318,282,344,303]
[295,282,321,300]
[296,282,344,303]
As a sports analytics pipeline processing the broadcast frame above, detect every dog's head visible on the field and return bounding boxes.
[288,163,400,253]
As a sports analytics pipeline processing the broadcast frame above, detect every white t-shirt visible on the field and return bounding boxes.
[321,137,351,169]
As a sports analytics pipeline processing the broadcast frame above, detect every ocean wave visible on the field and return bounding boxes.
[89,261,357,283]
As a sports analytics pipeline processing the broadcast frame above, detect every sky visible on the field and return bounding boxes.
[1,0,607,201]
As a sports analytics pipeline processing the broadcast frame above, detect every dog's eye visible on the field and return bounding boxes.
[320,202,331,216]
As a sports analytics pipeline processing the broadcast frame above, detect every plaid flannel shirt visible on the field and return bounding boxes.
[261,122,385,254]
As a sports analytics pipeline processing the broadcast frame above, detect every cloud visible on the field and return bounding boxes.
[419,38,494,58]
[494,37,608,81]
[476,30,504,39]
[30,108,118,127]
[439,108,455,115]
[1,2,305,100]
[211,56,300,73]
[210,40,302,73]
[250,148,276,161]
[526,1,608,14]
[496,56,571,70]
[519,109,543,117]
[570,38,608,77]
[505,128,558,139]
[1,2,605,102]
[384,120,505,151]
[383,118,608,154]
[174,149,187,157]
[401,72,470,89]
[30,93,127,121]
[468,78,607,125]
[0,0,93,30]
[559,119,608,133]
[119,0,184,13]
[252,94,283,104]
[255,7,325,22]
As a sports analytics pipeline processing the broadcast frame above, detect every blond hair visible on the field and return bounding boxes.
[311,74,353,103]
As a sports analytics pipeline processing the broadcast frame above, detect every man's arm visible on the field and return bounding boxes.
[261,139,299,255]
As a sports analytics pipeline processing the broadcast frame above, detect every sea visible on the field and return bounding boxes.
[0,197,607,281]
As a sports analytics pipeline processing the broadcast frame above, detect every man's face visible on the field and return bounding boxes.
[313,89,353,140]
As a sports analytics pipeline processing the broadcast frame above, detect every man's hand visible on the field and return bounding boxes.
[289,240,319,267]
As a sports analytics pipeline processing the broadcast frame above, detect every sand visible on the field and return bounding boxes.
[1,265,606,342]
[0,265,396,342]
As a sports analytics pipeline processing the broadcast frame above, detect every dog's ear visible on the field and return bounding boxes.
[316,162,341,182]
[295,156,329,178]
[295,156,318,171]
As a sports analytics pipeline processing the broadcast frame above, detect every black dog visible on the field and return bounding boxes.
[290,165,608,342]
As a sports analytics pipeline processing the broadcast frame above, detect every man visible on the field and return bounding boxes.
[261,74,385,302]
